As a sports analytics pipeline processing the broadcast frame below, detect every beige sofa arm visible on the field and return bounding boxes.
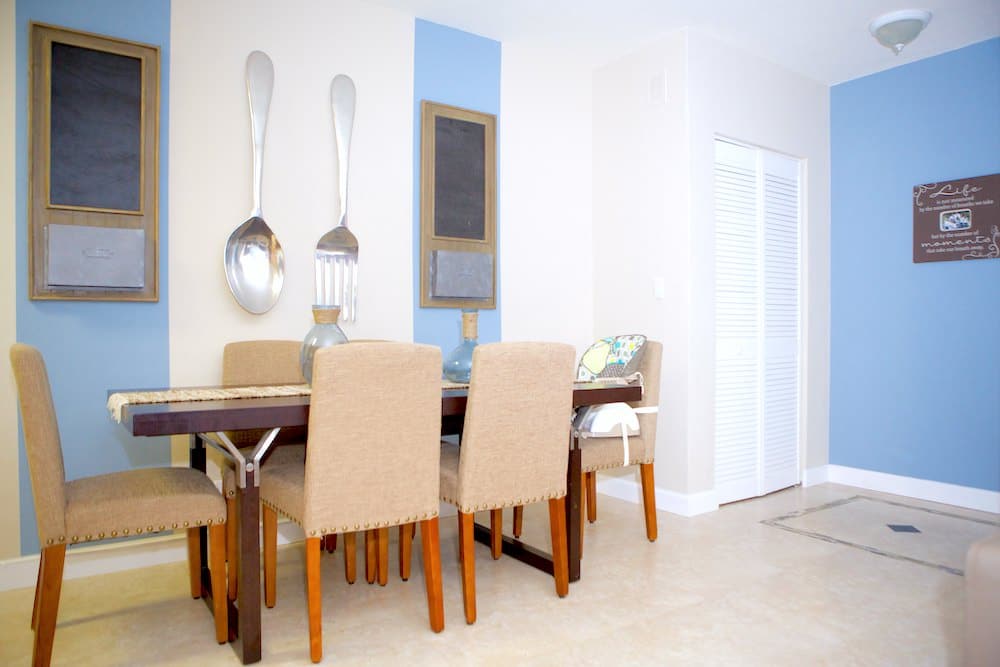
[966,533,1000,667]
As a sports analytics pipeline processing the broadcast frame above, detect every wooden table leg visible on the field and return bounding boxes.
[234,468,262,663]
[565,440,582,583]
[189,436,209,572]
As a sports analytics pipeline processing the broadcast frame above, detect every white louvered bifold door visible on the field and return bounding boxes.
[713,139,800,505]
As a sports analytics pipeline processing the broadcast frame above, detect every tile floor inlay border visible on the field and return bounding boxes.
[761,495,1000,576]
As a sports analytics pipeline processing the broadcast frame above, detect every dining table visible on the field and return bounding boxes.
[110,379,642,664]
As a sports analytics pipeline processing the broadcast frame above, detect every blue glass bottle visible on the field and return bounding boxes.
[300,306,348,384]
[443,309,478,383]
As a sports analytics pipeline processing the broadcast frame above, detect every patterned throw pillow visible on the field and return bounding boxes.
[576,334,646,381]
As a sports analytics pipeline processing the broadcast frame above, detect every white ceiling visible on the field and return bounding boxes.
[369,0,1000,84]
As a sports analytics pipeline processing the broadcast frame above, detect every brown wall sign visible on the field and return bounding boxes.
[913,173,999,263]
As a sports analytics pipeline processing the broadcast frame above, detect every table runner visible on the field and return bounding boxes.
[108,381,473,423]
[107,376,637,424]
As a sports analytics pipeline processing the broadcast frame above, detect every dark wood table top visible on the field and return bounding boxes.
[120,382,643,437]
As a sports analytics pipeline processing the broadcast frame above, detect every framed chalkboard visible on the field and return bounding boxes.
[29,23,160,301]
[420,101,496,309]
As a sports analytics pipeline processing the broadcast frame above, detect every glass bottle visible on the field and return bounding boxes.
[443,309,478,383]
[300,305,349,384]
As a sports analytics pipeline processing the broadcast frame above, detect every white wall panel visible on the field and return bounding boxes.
[592,33,691,491]
[499,43,595,353]
[169,0,414,388]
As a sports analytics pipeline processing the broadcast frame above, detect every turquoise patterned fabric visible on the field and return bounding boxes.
[576,335,647,381]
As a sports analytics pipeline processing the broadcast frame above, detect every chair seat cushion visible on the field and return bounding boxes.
[439,441,461,505]
[222,443,305,497]
[64,467,225,545]
[259,462,306,527]
[580,435,653,473]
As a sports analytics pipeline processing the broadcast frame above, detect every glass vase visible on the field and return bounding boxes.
[300,305,348,384]
[443,309,478,383]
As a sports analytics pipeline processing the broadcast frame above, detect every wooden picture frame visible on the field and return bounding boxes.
[29,23,160,301]
[420,101,496,309]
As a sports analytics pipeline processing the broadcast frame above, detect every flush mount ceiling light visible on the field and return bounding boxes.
[869,9,932,55]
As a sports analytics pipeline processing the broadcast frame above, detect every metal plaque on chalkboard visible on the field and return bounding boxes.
[430,250,492,299]
[47,224,145,288]
[913,173,999,263]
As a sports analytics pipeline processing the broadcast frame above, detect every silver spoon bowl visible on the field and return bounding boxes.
[225,215,284,313]
[225,50,284,314]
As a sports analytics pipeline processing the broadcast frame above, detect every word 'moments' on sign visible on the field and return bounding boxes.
[913,173,999,263]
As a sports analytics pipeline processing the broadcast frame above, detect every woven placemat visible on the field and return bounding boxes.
[107,384,313,423]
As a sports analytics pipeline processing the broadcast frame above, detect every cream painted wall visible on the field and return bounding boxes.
[592,29,830,503]
[686,29,831,487]
[592,32,692,492]
[168,0,415,392]
[498,43,596,353]
[0,0,20,558]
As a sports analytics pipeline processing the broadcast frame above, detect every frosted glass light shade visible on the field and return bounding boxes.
[869,10,932,55]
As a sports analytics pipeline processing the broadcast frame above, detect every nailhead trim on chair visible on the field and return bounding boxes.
[261,499,437,536]
[581,458,654,473]
[60,515,227,546]
[440,490,566,514]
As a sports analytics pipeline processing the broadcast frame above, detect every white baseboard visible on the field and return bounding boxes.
[0,533,189,593]
[823,464,1000,514]
[802,465,829,487]
[595,474,718,517]
[597,465,1000,517]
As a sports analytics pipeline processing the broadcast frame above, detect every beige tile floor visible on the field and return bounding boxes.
[1,482,996,666]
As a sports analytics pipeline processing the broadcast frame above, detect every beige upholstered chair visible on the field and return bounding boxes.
[510,341,662,548]
[966,533,1000,666]
[260,342,445,663]
[439,342,576,624]
[10,344,228,666]
[219,340,308,598]
[580,340,662,542]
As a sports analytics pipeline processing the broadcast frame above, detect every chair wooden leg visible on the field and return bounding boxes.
[377,527,389,586]
[548,497,569,598]
[458,511,477,624]
[490,509,502,560]
[579,474,585,559]
[586,471,597,523]
[365,530,376,584]
[419,518,445,633]
[209,524,228,644]
[263,505,277,608]
[186,528,202,599]
[640,463,658,542]
[32,544,65,667]
[305,537,323,663]
[31,549,43,630]
[399,523,413,581]
[226,496,238,601]
[343,532,357,584]
[512,505,523,538]
[324,533,337,553]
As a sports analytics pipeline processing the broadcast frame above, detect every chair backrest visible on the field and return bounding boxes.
[222,340,306,447]
[222,340,305,387]
[9,344,67,547]
[302,342,442,533]
[632,340,662,455]
[456,342,576,511]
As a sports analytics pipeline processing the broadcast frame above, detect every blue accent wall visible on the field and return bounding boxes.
[830,38,1000,492]
[15,0,171,554]
[412,19,501,352]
